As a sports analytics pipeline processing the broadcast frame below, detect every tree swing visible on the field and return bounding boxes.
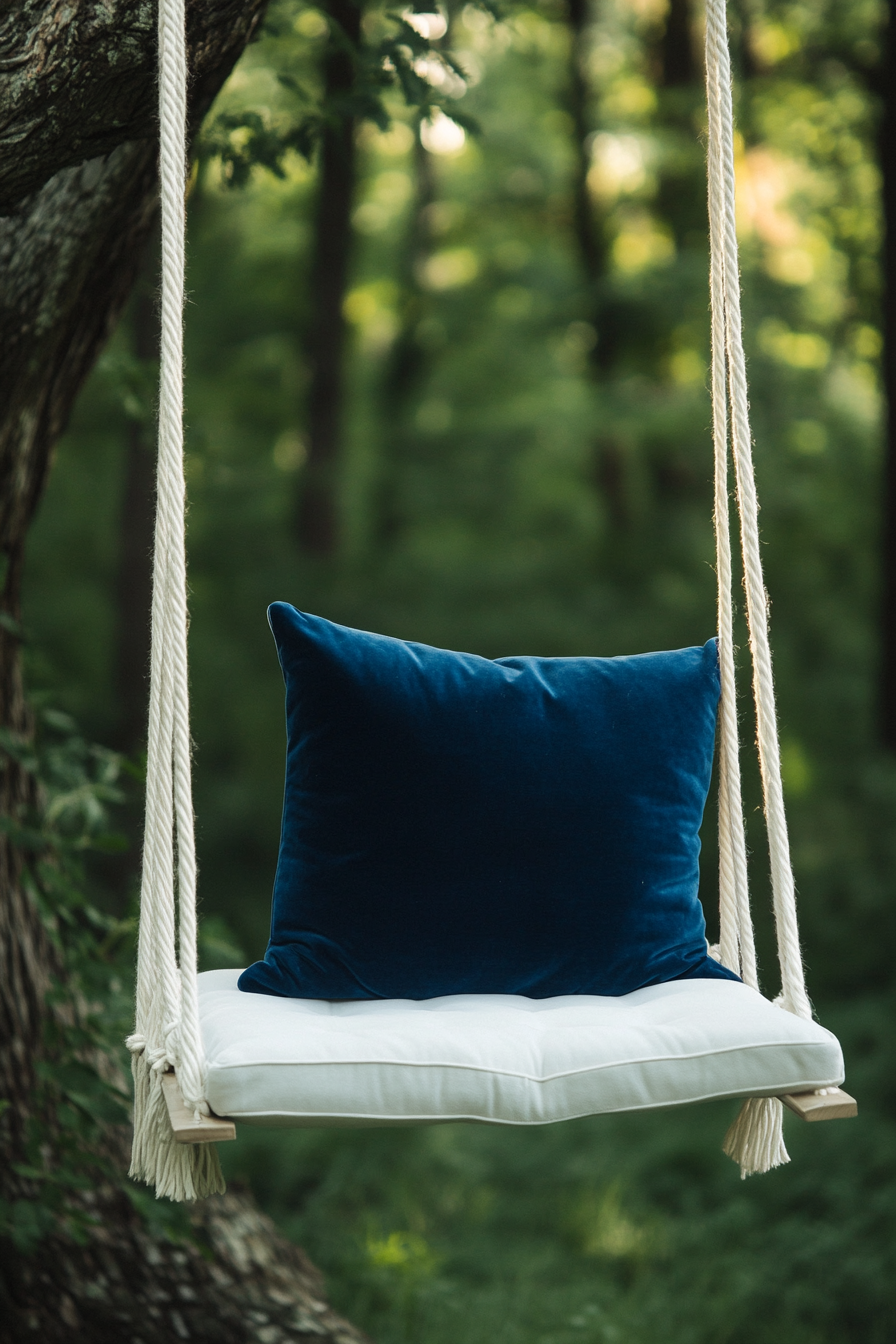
[128,0,856,1202]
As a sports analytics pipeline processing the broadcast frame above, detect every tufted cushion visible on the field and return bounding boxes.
[206,971,843,1124]
[239,606,737,1001]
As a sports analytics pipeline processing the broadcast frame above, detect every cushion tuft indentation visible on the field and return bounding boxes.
[203,971,844,1126]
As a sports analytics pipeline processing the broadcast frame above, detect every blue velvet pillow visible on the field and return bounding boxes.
[239,606,737,1001]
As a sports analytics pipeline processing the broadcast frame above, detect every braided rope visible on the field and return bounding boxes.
[705,0,811,1024]
[707,38,752,986]
[705,0,814,1176]
[127,0,222,1201]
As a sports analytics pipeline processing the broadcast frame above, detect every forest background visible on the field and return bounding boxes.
[15,0,896,1338]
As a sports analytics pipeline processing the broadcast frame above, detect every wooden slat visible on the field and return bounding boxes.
[161,1071,236,1144]
[780,1087,857,1122]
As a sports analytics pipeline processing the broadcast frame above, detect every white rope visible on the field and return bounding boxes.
[127,0,223,1202]
[707,42,752,988]
[704,0,813,1176]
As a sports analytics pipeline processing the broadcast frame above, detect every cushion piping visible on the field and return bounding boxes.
[204,1036,841,1084]
[210,1075,846,1124]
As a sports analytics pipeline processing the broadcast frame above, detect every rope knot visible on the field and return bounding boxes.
[126,1032,177,1072]
[148,1046,174,1073]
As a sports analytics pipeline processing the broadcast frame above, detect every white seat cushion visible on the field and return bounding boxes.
[199,970,845,1127]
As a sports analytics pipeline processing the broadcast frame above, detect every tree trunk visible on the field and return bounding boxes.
[563,0,635,527]
[0,5,373,1339]
[565,0,605,288]
[1,1172,372,1344]
[659,0,696,88]
[0,135,161,1127]
[383,120,437,414]
[113,251,160,760]
[374,117,437,546]
[0,0,265,1146]
[297,0,363,557]
[880,0,896,749]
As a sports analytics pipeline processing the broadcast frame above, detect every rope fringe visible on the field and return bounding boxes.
[128,1053,224,1202]
[723,1097,789,1179]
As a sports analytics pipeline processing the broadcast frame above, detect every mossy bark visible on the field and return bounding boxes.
[2,1176,372,1344]
[0,5,370,1339]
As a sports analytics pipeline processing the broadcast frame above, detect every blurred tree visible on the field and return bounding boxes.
[203,0,477,555]
[376,4,463,547]
[659,0,696,87]
[565,0,606,288]
[298,1,479,554]
[561,0,630,526]
[654,0,703,243]
[375,112,438,545]
[880,0,896,748]
[0,3,375,1338]
[300,0,365,555]
[385,115,438,414]
[112,241,160,759]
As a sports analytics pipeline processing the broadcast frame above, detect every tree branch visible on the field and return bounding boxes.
[0,0,266,211]
[0,0,266,1136]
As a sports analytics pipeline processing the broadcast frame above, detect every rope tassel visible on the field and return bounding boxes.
[129,1052,224,1202]
[723,1097,789,1179]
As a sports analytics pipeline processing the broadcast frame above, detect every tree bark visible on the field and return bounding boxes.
[0,0,266,1144]
[0,0,267,213]
[297,0,362,557]
[113,250,160,759]
[0,5,374,1341]
[0,137,160,1128]
[1,1173,372,1344]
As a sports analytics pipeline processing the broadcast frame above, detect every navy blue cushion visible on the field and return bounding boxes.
[238,606,737,1001]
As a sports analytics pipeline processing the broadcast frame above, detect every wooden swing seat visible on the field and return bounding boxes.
[161,971,856,1144]
[163,1077,856,1146]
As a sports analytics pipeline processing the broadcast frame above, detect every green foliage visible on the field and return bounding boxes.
[19,0,896,1334]
[224,1065,896,1344]
[0,712,133,1250]
[0,713,162,1251]
[201,0,482,188]
[0,710,239,1250]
